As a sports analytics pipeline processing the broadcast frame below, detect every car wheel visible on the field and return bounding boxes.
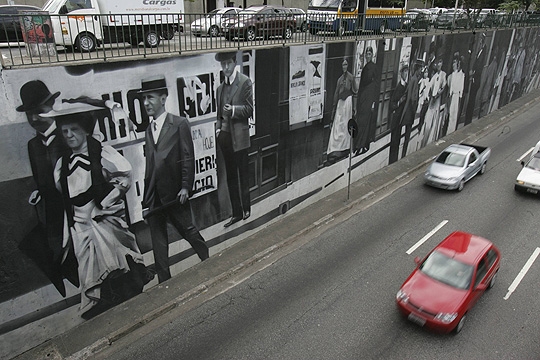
[283,27,293,39]
[76,32,96,52]
[209,25,220,37]
[161,26,175,40]
[457,179,465,191]
[489,271,497,289]
[426,24,431,31]
[144,30,160,47]
[480,162,487,174]
[300,21,308,32]
[246,28,256,41]
[454,314,466,334]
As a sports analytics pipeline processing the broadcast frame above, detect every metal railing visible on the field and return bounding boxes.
[0,11,536,68]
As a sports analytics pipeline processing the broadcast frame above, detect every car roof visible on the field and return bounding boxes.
[443,144,472,155]
[216,7,241,13]
[408,8,431,14]
[435,231,493,265]
[0,5,40,13]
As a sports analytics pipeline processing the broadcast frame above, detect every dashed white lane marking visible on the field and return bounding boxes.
[504,247,540,300]
[406,220,448,255]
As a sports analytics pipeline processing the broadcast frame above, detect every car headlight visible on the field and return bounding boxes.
[516,180,525,185]
[396,289,409,303]
[435,312,458,323]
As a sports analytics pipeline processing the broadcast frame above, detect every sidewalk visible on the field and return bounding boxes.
[14,89,540,360]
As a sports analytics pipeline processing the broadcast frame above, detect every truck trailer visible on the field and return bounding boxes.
[42,0,184,52]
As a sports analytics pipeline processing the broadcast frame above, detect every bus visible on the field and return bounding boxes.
[307,0,406,36]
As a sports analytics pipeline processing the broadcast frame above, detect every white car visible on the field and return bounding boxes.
[515,152,540,195]
[190,7,241,37]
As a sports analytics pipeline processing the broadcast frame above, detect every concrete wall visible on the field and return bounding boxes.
[1,27,539,358]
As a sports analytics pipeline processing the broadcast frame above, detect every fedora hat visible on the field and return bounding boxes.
[215,51,238,62]
[138,76,168,94]
[16,80,60,112]
[41,102,105,134]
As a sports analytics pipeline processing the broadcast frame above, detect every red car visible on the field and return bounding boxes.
[396,231,501,334]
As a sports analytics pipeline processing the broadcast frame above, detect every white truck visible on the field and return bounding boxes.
[42,0,184,52]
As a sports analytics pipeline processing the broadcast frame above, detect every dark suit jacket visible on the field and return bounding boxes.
[390,80,407,130]
[216,72,253,152]
[401,71,420,126]
[27,134,66,260]
[143,113,195,211]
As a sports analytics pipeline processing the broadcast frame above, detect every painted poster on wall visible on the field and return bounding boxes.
[289,45,326,126]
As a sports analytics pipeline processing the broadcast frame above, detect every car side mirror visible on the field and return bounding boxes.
[521,160,525,166]
[476,283,487,291]
[414,256,421,265]
[59,5,68,14]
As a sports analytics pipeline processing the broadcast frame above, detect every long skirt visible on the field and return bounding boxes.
[327,96,353,154]
[70,200,145,315]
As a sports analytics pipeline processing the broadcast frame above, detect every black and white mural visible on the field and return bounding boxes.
[1,27,539,358]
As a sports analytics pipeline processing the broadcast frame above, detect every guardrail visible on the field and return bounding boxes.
[0,11,537,68]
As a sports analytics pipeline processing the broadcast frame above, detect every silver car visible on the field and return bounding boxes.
[190,7,241,37]
[424,144,490,191]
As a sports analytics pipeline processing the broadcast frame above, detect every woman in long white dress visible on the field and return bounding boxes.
[327,58,357,163]
[50,105,152,319]
[447,54,465,134]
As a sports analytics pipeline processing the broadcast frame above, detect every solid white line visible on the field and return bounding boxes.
[406,220,448,255]
[517,148,534,162]
[504,247,540,300]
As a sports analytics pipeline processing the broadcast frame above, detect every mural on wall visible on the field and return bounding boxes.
[1,27,540,359]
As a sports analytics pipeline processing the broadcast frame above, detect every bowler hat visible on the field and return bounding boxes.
[138,76,168,94]
[16,80,60,112]
[215,51,238,62]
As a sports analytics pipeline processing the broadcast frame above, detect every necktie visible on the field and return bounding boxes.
[152,120,159,142]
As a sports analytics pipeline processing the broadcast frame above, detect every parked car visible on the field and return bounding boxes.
[434,10,470,30]
[0,4,40,42]
[427,7,448,23]
[289,7,307,32]
[424,143,490,191]
[396,231,501,334]
[190,7,241,37]
[400,9,432,31]
[222,5,296,41]
[515,151,540,195]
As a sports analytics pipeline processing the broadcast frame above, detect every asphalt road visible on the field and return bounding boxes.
[89,100,540,359]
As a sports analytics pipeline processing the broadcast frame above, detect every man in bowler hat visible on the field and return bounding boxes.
[140,76,209,283]
[215,51,253,227]
[16,80,79,296]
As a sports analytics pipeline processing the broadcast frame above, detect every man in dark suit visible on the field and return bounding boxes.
[16,80,78,296]
[400,60,421,159]
[465,32,487,125]
[141,76,209,283]
[215,51,253,227]
[389,63,409,164]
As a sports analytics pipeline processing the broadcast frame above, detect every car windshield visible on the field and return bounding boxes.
[435,151,466,167]
[207,9,220,18]
[420,251,473,290]
[526,157,540,170]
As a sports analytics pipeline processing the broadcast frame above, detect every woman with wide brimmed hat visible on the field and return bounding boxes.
[47,103,153,319]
